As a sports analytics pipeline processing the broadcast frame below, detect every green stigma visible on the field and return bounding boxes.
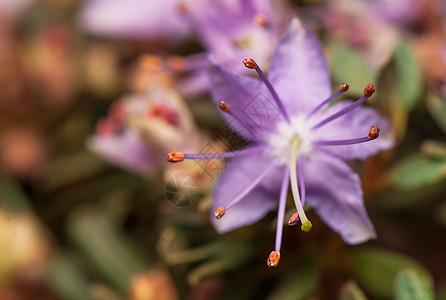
[301,220,312,232]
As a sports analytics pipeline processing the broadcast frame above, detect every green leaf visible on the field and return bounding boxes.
[331,48,375,95]
[267,255,319,300]
[0,177,31,210]
[187,240,257,286]
[68,207,151,292]
[392,44,422,110]
[394,268,434,300]
[339,280,368,300]
[392,154,446,189]
[36,150,108,191]
[48,253,96,300]
[349,248,433,298]
[427,92,446,135]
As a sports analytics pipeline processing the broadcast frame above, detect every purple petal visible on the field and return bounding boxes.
[303,151,376,244]
[268,18,332,115]
[211,149,282,233]
[311,101,395,160]
[78,0,188,40]
[208,58,282,140]
[87,131,152,174]
[369,0,421,24]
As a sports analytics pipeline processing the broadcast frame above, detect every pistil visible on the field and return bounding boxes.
[289,138,312,232]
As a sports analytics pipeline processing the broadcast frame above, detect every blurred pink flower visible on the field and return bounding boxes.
[78,0,189,41]
[87,88,200,175]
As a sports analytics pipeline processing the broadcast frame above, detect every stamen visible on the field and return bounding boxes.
[307,82,349,119]
[217,99,264,132]
[288,212,299,226]
[243,58,291,123]
[313,125,380,146]
[174,145,266,161]
[311,83,375,130]
[274,166,290,253]
[267,251,280,267]
[289,138,312,232]
[253,13,269,26]
[224,160,279,211]
[218,100,230,113]
[167,56,188,72]
[363,83,376,98]
[176,1,188,13]
[214,207,225,219]
[139,54,163,72]
[368,125,380,139]
[166,151,184,163]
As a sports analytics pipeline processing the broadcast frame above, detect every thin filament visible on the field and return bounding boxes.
[275,165,290,252]
[306,89,343,119]
[313,136,376,146]
[251,60,291,123]
[311,95,367,130]
[183,145,266,160]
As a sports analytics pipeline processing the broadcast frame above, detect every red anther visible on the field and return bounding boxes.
[368,125,380,139]
[147,104,179,127]
[177,1,188,13]
[108,102,125,126]
[363,83,375,98]
[168,56,188,72]
[267,251,281,267]
[287,212,299,226]
[219,101,230,113]
[339,82,349,92]
[243,58,257,69]
[166,151,184,163]
[96,118,116,136]
[139,54,163,72]
[253,13,269,26]
[214,207,226,219]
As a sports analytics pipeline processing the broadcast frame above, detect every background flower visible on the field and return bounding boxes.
[0,0,445,299]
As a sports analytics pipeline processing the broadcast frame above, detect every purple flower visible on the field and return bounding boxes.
[145,0,289,98]
[168,18,394,266]
[78,0,189,41]
[180,0,284,73]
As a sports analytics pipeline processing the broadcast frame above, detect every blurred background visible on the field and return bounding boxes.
[0,0,445,299]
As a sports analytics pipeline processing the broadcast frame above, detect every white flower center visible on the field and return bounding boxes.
[266,115,316,164]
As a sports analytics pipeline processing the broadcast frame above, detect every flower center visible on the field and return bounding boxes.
[266,115,315,165]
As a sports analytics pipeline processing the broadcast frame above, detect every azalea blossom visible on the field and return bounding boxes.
[167,18,394,266]
[140,0,288,97]
[78,0,189,41]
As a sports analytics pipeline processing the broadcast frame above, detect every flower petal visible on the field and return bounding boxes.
[211,149,282,233]
[208,58,283,140]
[303,151,376,244]
[268,18,332,115]
[312,101,395,160]
[87,131,152,174]
[78,0,188,40]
